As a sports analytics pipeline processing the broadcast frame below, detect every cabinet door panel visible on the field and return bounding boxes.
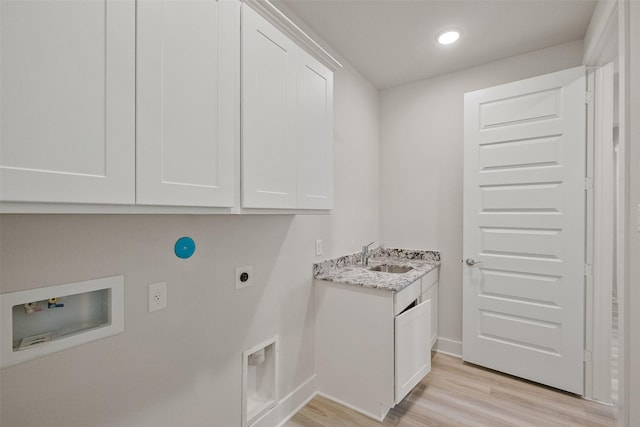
[395,299,431,404]
[0,0,135,204]
[297,50,333,209]
[241,5,297,209]
[136,0,238,207]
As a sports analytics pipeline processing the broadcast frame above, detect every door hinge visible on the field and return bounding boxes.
[584,264,593,278]
[585,90,594,105]
[585,177,593,191]
[584,349,592,363]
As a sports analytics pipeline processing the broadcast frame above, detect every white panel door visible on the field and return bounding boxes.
[241,5,297,209]
[0,0,135,204]
[296,49,334,209]
[136,0,238,207]
[463,66,586,394]
[395,299,431,404]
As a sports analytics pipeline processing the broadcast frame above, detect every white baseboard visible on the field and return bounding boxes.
[434,337,462,358]
[251,375,317,427]
[250,339,462,426]
[315,392,387,422]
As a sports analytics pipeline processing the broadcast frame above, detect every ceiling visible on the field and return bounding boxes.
[278,0,597,89]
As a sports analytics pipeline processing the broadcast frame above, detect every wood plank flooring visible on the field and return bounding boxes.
[286,353,616,427]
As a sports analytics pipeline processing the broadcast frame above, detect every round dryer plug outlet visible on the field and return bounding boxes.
[235,266,253,290]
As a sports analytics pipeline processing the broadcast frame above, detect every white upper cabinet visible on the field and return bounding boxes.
[1,0,337,213]
[296,50,334,209]
[241,4,336,210]
[241,5,298,209]
[136,0,239,207]
[0,0,135,204]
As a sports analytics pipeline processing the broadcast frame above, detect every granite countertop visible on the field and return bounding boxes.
[313,248,440,292]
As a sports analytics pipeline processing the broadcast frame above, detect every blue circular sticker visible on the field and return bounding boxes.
[174,237,196,259]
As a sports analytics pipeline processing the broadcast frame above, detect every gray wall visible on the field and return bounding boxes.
[378,40,585,354]
[0,59,380,426]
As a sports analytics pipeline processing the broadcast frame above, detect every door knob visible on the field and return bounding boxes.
[465,258,483,266]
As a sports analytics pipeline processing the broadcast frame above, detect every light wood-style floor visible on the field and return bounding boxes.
[286,353,616,427]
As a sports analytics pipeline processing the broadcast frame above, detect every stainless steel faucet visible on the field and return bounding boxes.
[362,242,382,266]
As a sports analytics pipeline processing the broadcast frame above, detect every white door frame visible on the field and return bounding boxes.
[582,0,618,406]
[584,64,615,404]
[615,2,639,425]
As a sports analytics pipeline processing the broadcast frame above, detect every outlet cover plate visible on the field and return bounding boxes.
[235,266,253,290]
[148,282,167,312]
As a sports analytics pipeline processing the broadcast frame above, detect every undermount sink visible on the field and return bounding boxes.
[370,264,413,274]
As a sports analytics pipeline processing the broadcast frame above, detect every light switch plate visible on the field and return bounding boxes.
[315,239,323,256]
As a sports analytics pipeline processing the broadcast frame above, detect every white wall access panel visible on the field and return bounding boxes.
[0,0,135,204]
[241,5,297,209]
[136,0,239,207]
[296,49,334,209]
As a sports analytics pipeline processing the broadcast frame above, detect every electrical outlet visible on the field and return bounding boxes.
[235,266,253,290]
[315,239,323,256]
[148,282,167,312]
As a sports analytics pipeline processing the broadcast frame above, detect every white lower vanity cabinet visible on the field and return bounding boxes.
[315,277,432,421]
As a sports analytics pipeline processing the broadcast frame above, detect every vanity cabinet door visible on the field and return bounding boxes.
[394,299,431,404]
[1,0,135,204]
[136,0,238,207]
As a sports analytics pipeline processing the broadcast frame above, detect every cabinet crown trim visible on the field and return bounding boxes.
[242,0,343,71]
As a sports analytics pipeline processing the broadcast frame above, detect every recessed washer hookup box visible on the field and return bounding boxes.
[1,275,124,368]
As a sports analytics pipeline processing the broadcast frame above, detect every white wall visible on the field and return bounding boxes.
[0,62,379,426]
[330,61,381,255]
[379,40,585,354]
[583,0,618,66]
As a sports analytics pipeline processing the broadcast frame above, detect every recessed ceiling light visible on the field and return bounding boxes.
[437,29,461,45]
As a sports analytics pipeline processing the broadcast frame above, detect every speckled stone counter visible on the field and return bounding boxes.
[313,248,440,292]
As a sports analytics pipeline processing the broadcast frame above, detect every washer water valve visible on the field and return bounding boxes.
[47,297,64,308]
[23,302,42,314]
